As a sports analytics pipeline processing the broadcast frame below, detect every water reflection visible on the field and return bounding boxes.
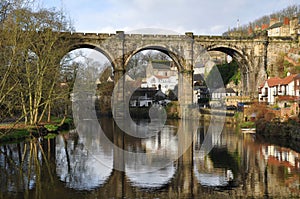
[55,131,113,190]
[1,118,300,198]
[124,122,178,187]
[126,163,176,188]
[0,140,55,198]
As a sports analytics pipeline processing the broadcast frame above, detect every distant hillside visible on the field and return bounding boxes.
[223,4,300,36]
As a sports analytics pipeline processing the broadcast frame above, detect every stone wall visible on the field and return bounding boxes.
[267,102,299,119]
[266,37,300,76]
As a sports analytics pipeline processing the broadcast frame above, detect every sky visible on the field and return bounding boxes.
[40,0,299,35]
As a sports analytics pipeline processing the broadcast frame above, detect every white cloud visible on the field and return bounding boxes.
[45,0,299,35]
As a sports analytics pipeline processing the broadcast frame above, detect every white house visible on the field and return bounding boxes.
[141,60,178,94]
[211,88,237,100]
[130,95,153,107]
[267,17,299,37]
[141,75,177,94]
[129,87,157,107]
[259,77,282,104]
[259,73,300,104]
[209,88,237,107]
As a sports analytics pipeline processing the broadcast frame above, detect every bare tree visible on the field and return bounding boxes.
[0,0,74,125]
[225,4,300,35]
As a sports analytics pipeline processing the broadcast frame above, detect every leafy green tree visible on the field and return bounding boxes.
[206,60,240,87]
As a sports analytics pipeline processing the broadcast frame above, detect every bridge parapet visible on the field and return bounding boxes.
[58,31,116,40]
[123,34,189,42]
[193,35,264,42]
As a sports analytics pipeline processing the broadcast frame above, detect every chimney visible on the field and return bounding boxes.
[261,24,269,30]
[283,17,290,25]
[254,25,260,31]
[248,26,253,35]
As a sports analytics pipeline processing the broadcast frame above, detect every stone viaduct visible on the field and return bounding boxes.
[57,31,299,103]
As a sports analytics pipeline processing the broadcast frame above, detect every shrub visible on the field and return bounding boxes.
[44,124,58,132]
[240,121,255,128]
[265,112,276,122]
[44,133,57,139]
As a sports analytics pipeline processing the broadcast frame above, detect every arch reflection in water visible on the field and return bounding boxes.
[126,163,176,189]
[193,150,234,188]
[193,123,237,188]
[194,164,234,188]
[125,122,178,189]
[55,126,113,190]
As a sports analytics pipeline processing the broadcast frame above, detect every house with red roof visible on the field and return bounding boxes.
[259,73,300,105]
[266,17,299,37]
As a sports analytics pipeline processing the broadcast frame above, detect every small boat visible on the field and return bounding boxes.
[241,128,256,134]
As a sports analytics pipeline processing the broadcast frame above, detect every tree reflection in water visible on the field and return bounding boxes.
[0,138,54,198]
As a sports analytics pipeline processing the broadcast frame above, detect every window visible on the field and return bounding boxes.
[264,88,268,96]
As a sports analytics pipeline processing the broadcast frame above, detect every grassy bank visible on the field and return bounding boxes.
[0,117,73,144]
[239,121,255,128]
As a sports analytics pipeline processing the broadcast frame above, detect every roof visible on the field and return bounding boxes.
[212,88,235,93]
[266,77,282,87]
[281,74,300,85]
[151,60,172,70]
[268,22,283,30]
[259,81,265,88]
[225,88,236,93]
[194,74,204,81]
[155,90,166,97]
[260,74,300,88]
[261,24,269,30]
[131,87,157,98]
[154,75,169,79]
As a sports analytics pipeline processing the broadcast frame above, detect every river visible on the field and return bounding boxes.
[1,117,300,198]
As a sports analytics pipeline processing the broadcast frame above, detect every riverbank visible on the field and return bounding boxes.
[129,103,237,119]
[0,118,74,144]
[256,118,300,152]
